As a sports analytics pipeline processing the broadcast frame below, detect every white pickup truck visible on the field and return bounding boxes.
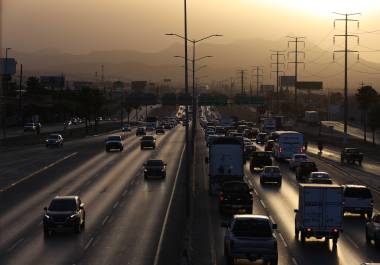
[294,184,343,245]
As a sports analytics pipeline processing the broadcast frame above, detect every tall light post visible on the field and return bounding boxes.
[167,33,222,137]
[2,47,11,139]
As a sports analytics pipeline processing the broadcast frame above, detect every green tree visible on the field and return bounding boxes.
[356,85,378,142]
[368,103,380,145]
[77,87,105,133]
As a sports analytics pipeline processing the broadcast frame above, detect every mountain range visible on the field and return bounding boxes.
[10,38,380,93]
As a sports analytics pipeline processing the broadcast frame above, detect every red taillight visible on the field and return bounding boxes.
[219,196,224,201]
[279,147,283,153]
[306,228,312,232]
[332,228,339,233]
[371,200,374,207]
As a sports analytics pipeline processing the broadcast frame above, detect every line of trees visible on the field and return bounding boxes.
[355,85,380,144]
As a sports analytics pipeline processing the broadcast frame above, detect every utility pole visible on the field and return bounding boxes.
[333,12,360,144]
[287,36,305,116]
[19,64,23,125]
[251,66,264,96]
[237,70,247,95]
[101,64,105,94]
[2,47,11,140]
[271,50,285,113]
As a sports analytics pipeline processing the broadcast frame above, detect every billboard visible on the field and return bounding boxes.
[296,81,323,90]
[280,76,295,87]
[0,58,17,75]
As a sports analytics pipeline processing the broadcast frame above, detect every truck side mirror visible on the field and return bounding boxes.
[44,207,47,211]
[205,157,209,164]
[294,209,298,213]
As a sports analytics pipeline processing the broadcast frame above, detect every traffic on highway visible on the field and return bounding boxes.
[2,1,380,265]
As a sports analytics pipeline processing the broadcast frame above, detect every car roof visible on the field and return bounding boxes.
[233,214,270,221]
[310,172,329,175]
[147,159,163,163]
[264,166,279,169]
[343,184,367,189]
[53,195,78,200]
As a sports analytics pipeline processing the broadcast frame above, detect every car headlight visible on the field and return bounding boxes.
[144,169,147,172]
[70,214,78,219]
[44,214,51,219]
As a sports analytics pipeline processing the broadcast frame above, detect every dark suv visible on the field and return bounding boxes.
[43,196,85,236]
[144,159,166,179]
[140,135,156,149]
[296,161,318,182]
[219,181,253,215]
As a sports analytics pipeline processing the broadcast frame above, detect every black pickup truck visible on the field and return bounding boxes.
[296,161,318,182]
[341,148,363,165]
[219,181,253,215]
[250,151,272,171]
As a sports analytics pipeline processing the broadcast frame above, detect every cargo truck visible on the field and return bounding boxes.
[294,184,343,245]
[206,136,244,196]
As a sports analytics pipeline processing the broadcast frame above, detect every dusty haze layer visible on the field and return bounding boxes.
[2,0,380,62]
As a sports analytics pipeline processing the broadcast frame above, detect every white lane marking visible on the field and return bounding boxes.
[122,189,128,197]
[0,152,78,192]
[292,257,299,265]
[253,188,258,196]
[102,216,109,226]
[345,235,359,249]
[153,145,186,265]
[260,199,267,209]
[7,238,24,252]
[84,237,94,250]
[113,201,119,209]
[278,233,288,248]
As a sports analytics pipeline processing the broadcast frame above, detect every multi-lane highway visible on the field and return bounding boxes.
[0,120,185,265]
[189,108,380,265]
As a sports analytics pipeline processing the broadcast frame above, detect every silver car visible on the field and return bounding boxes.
[366,213,380,247]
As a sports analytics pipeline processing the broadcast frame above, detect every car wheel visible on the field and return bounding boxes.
[81,219,86,230]
[367,211,373,219]
[140,146,143,150]
[270,258,278,265]
[74,223,81,234]
[106,148,110,152]
[332,236,338,245]
[278,180,282,186]
[43,227,50,238]
[260,178,264,185]
[375,235,380,247]
[366,227,371,244]
[301,231,306,243]
[120,147,123,152]
[295,227,299,240]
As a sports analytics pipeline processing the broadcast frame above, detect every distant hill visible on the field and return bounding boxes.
[11,38,380,93]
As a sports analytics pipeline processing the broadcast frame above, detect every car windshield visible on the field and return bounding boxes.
[312,178,332,184]
[48,135,59,140]
[108,136,121,141]
[254,152,270,158]
[146,160,164,166]
[265,167,280,173]
[223,182,249,193]
[142,136,154,140]
[137,127,145,131]
[48,199,77,211]
[232,219,272,237]
[302,162,316,168]
[344,187,372,198]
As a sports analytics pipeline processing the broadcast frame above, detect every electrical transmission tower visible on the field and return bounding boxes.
[251,66,264,96]
[237,70,247,95]
[333,12,360,144]
[271,50,286,113]
[287,36,305,114]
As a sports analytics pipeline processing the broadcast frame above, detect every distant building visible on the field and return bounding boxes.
[72,81,96,90]
[131,81,147,92]
[0,58,17,76]
[40,75,65,90]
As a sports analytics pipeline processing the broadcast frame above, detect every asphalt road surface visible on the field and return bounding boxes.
[0,124,185,265]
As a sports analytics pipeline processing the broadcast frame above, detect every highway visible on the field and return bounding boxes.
[0,120,185,265]
[191,109,380,265]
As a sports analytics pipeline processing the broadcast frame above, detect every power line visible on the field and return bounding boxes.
[251,66,264,97]
[270,50,285,112]
[287,36,305,112]
[333,12,360,143]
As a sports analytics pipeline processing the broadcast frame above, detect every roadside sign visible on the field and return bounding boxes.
[280,76,296,87]
[296,81,323,90]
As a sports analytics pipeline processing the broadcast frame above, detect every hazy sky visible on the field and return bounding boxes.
[2,0,380,61]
